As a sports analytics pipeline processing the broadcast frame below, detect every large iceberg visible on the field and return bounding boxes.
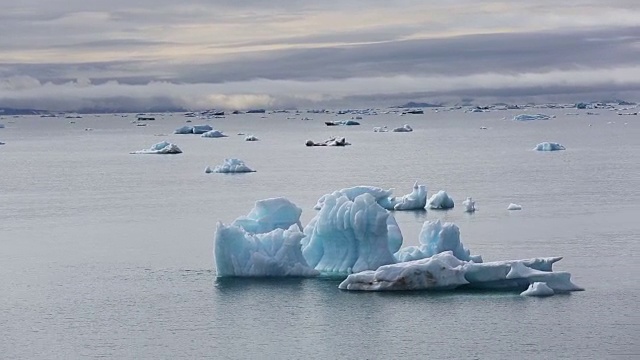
[513,114,551,121]
[208,158,255,173]
[130,141,182,154]
[534,142,566,151]
[302,193,401,274]
[427,190,454,209]
[395,220,481,263]
[214,197,318,277]
[212,193,583,296]
[314,183,427,211]
[338,251,583,292]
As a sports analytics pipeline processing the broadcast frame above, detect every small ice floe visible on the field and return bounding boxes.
[507,203,522,210]
[325,120,360,126]
[201,130,227,138]
[513,114,551,121]
[0,141,5,145]
[174,125,213,134]
[207,158,256,173]
[392,124,413,132]
[462,197,475,213]
[427,190,454,209]
[520,282,555,297]
[84,128,93,131]
[244,135,259,141]
[373,126,388,132]
[534,142,566,151]
[305,137,351,146]
[480,126,488,130]
[131,141,182,154]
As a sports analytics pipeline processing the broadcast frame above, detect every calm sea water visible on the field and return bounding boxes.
[1,109,639,359]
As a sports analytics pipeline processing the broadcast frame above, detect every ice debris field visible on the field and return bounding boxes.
[214,185,583,297]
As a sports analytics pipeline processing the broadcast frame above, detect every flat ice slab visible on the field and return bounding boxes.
[534,142,566,151]
[513,114,551,121]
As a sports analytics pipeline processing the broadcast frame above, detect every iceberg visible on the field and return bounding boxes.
[534,142,566,151]
[201,130,227,138]
[513,114,551,121]
[174,124,213,134]
[325,120,360,126]
[302,193,401,274]
[462,197,475,212]
[373,126,388,132]
[507,203,522,210]
[392,124,413,132]
[214,197,318,277]
[244,135,259,141]
[427,190,454,209]
[338,251,583,292]
[209,158,255,173]
[395,220,481,263]
[520,282,555,297]
[305,137,351,146]
[130,141,182,154]
[0,141,5,145]
[214,223,319,277]
[314,183,427,211]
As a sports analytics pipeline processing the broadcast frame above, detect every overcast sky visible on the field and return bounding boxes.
[1,0,639,111]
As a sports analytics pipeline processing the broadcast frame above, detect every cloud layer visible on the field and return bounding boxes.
[1,1,639,111]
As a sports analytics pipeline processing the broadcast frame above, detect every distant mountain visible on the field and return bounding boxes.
[395,101,444,108]
[0,107,49,115]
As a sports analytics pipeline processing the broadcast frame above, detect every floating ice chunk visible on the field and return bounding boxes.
[392,124,413,132]
[387,182,427,210]
[201,130,227,138]
[325,120,360,126]
[130,141,182,154]
[520,282,555,297]
[339,251,583,292]
[427,190,454,209]
[462,197,475,212]
[339,252,469,291]
[305,137,351,146]
[205,166,213,173]
[244,135,259,141]
[507,203,522,210]
[0,141,5,145]
[513,114,551,121]
[209,158,255,173]
[395,220,481,263]
[534,142,566,151]
[214,223,319,277]
[232,197,303,234]
[174,125,213,134]
[302,193,401,274]
[373,126,388,132]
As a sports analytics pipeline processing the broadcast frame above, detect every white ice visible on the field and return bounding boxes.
[373,126,388,132]
[392,124,413,132]
[130,141,182,154]
[314,183,427,211]
[302,193,402,274]
[507,203,522,210]
[462,197,476,212]
[520,282,555,297]
[201,130,227,138]
[245,135,259,141]
[339,251,583,292]
[534,142,566,151]
[513,114,551,121]
[326,120,360,126]
[395,220,481,263]
[209,158,255,173]
[174,124,213,134]
[427,190,454,209]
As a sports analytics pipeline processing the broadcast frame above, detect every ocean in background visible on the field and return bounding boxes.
[1,109,639,359]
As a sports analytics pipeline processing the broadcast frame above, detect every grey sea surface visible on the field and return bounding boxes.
[1,109,639,359]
